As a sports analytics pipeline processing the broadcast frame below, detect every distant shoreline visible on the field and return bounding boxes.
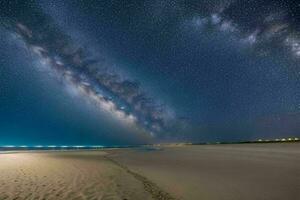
[1,139,299,152]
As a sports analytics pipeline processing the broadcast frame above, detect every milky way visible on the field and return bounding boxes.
[1,0,299,144]
[1,1,175,138]
[184,0,300,76]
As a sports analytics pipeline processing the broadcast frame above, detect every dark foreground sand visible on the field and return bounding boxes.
[0,143,299,200]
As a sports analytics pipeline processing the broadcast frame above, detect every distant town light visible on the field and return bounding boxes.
[91,145,104,148]
[73,146,85,148]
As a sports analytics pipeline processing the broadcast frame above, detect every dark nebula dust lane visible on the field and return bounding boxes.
[1,0,175,139]
[0,0,300,144]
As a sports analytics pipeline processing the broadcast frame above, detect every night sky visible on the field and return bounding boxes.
[0,0,299,146]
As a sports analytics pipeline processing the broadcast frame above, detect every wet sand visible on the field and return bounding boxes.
[0,143,299,200]
[109,143,300,200]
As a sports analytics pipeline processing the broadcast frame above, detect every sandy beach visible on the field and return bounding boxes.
[109,143,300,200]
[0,143,299,200]
[0,151,164,200]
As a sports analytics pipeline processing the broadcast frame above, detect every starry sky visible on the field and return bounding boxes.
[0,0,299,145]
